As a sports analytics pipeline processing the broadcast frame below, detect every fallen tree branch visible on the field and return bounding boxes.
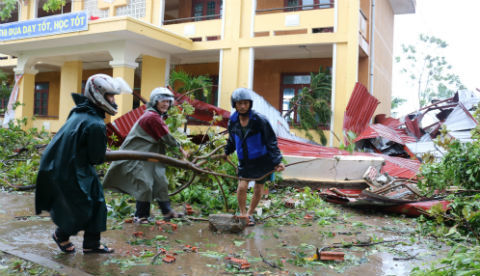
[259,210,295,222]
[184,216,209,221]
[168,173,197,196]
[320,239,399,251]
[0,177,35,191]
[212,174,229,212]
[259,251,281,269]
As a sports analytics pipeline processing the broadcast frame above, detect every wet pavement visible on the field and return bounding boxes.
[0,191,449,275]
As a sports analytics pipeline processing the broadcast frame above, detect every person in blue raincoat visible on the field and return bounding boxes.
[35,74,131,254]
[224,88,285,226]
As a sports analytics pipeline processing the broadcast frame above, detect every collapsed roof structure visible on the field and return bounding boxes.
[351,88,480,160]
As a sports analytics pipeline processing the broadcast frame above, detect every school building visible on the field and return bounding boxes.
[0,0,415,145]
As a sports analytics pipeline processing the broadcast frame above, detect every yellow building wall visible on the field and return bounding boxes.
[358,56,369,89]
[163,19,222,41]
[371,0,394,116]
[31,68,114,131]
[254,9,334,34]
[83,69,113,81]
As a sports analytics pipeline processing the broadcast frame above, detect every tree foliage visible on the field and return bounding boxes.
[396,34,465,108]
[285,67,332,145]
[0,69,11,99]
[0,0,65,20]
[42,0,66,13]
[168,70,213,104]
[415,105,480,243]
[0,0,17,21]
[390,96,406,117]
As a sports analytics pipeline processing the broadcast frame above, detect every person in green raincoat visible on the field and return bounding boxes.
[103,87,188,224]
[35,74,131,254]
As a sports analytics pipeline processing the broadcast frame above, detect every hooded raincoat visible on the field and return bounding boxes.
[103,107,179,202]
[225,110,283,179]
[35,94,108,235]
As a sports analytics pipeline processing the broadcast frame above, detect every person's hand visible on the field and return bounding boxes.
[274,163,285,172]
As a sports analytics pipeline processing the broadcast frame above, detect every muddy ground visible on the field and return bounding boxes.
[0,191,449,275]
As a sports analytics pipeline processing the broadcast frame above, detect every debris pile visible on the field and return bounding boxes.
[351,89,480,160]
[320,165,450,216]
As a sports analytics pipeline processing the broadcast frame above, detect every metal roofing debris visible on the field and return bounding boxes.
[351,87,479,161]
[355,124,416,145]
[343,82,380,137]
[106,83,478,183]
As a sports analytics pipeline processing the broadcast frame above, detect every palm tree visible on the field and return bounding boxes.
[284,67,332,145]
[168,70,214,104]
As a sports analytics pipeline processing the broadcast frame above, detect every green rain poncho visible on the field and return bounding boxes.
[35,94,108,235]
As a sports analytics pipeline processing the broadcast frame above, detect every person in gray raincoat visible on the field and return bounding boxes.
[35,74,131,254]
[103,87,188,224]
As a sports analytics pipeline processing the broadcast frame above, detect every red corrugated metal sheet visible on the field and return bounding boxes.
[374,114,402,129]
[354,124,416,145]
[343,82,380,136]
[106,94,231,146]
[114,104,147,138]
[106,104,147,146]
[174,92,230,128]
[404,115,423,139]
[378,155,420,179]
[277,137,348,157]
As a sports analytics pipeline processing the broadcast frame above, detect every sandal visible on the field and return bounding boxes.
[52,233,75,253]
[83,244,114,254]
[247,216,256,227]
[133,217,151,224]
[163,211,184,221]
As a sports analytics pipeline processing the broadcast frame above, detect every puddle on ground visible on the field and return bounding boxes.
[0,192,448,275]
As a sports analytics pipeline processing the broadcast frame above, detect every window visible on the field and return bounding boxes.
[34,82,49,116]
[0,96,8,113]
[0,3,19,24]
[192,0,222,21]
[37,0,72,18]
[284,0,333,11]
[116,0,146,19]
[281,74,311,123]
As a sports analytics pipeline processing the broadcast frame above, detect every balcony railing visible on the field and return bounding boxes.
[163,14,221,25]
[256,3,334,14]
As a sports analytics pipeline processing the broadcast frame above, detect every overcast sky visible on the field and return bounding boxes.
[392,0,480,115]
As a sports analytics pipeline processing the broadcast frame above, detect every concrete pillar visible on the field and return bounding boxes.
[331,0,360,146]
[111,66,135,120]
[140,55,167,103]
[19,1,32,21]
[14,73,36,129]
[57,61,83,127]
[219,48,253,110]
[108,41,141,120]
[218,0,255,111]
